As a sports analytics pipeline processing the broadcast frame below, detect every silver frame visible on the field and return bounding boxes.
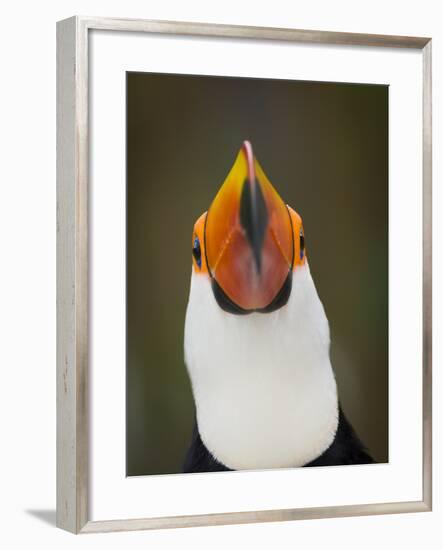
[56,16,432,534]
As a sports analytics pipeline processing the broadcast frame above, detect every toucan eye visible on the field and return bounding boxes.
[192,236,202,268]
[300,229,305,260]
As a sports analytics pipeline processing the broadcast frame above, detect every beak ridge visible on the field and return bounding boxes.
[239,176,268,274]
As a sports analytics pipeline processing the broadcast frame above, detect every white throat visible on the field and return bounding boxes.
[184,264,338,470]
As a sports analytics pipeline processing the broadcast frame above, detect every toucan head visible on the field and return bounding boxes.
[191,141,306,314]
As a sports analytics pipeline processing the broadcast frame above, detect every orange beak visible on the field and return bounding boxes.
[205,141,294,312]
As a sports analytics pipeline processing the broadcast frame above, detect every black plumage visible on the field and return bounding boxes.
[183,405,374,473]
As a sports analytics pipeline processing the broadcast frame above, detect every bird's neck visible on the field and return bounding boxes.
[184,264,339,470]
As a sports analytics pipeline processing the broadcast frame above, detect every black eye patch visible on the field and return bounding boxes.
[192,236,202,268]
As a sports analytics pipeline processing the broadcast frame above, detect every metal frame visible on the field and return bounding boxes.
[56,16,432,534]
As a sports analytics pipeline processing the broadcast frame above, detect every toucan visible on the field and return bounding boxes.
[183,141,373,473]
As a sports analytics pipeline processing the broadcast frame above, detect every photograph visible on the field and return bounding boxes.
[52,8,433,539]
[0,0,435,541]
[126,72,389,476]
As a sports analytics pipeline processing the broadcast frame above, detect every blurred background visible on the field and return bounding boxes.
[126,72,388,476]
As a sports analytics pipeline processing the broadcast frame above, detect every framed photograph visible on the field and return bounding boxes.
[56,16,432,533]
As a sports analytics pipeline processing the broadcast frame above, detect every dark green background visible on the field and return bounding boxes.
[126,72,388,476]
